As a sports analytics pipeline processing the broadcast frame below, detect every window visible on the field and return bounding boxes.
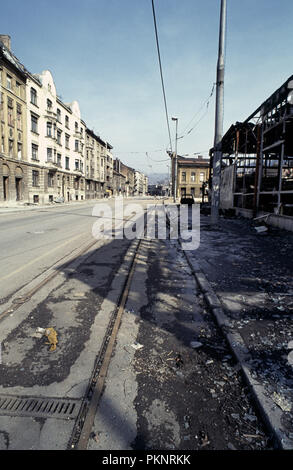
[17,142,22,159]
[32,170,39,187]
[16,82,21,96]
[57,129,61,145]
[0,92,4,121]
[65,157,70,170]
[30,88,37,105]
[47,148,53,162]
[191,172,195,182]
[65,115,69,128]
[31,114,38,133]
[6,75,12,90]
[75,140,79,151]
[199,172,205,182]
[17,104,22,130]
[56,108,61,122]
[65,134,70,149]
[57,153,61,167]
[9,139,13,156]
[47,99,52,111]
[7,98,13,126]
[48,173,54,187]
[75,159,79,170]
[47,121,52,137]
[181,172,186,182]
[32,144,38,160]
[75,122,78,132]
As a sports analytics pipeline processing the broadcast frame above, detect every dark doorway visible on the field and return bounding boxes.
[15,177,22,201]
[3,176,9,201]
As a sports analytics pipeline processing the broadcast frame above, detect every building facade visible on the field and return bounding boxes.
[0,35,28,203]
[174,156,210,200]
[0,34,149,206]
[134,170,148,196]
[26,70,87,203]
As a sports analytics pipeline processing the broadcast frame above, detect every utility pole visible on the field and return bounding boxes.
[172,117,178,203]
[211,0,227,224]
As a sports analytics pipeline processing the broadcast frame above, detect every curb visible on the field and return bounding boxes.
[163,203,293,450]
[183,241,293,450]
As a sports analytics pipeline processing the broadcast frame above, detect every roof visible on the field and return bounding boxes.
[178,156,210,167]
[0,39,27,78]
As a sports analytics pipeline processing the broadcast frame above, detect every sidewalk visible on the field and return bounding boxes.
[0,198,115,214]
[184,213,293,448]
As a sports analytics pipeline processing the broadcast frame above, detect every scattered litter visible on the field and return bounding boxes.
[254,225,268,233]
[244,413,257,422]
[131,342,143,350]
[206,359,214,365]
[45,327,58,352]
[190,341,203,349]
[227,442,237,450]
[243,434,262,439]
[90,432,99,443]
[199,432,210,448]
[214,381,225,387]
[73,292,86,297]
[184,416,190,429]
[272,392,292,412]
[31,327,46,338]
[176,371,184,379]
[175,354,184,368]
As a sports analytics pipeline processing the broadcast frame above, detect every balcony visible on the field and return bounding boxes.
[44,109,57,120]
[46,161,58,171]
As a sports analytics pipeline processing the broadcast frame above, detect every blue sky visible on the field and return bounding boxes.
[1,0,293,175]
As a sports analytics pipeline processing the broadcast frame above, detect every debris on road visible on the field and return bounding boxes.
[31,327,46,338]
[190,341,203,349]
[45,327,58,352]
[272,392,292,412]
[131,341,143,350]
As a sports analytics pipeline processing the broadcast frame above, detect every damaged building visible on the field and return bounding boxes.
[210,74,293,231]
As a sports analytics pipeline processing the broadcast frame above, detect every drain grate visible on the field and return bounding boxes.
[0,394,81,420]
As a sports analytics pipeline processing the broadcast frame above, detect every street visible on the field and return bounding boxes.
[1,198,292,451]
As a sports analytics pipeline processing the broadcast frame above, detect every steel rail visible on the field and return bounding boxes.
[71,204,160,450]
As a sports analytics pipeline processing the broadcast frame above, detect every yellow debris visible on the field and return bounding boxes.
[45,327,58,352]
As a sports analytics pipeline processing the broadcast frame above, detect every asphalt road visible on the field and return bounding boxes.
[0,198,151,303]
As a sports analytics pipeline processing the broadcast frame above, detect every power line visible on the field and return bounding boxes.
[151,0,173,153]
[146,152,170,163]
[164,83,215,150]
[180,83,215,136]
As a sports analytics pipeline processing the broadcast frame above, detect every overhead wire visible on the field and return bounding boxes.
[151,0,173,154]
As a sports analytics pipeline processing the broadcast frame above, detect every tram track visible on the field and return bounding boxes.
[68,203,160,450]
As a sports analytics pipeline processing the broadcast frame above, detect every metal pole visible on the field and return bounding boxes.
[173,117,178,203]
[211,0,227,224]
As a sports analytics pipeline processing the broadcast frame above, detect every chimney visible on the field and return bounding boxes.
[0,35,11,50]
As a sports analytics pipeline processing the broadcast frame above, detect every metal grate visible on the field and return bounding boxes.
[0,394,80,419]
